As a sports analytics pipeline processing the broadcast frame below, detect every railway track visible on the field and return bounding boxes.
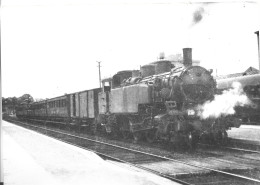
[195,143,260,181]
[197,140,260,168]
[228,138,260,151]
[4,118,260,185]
[199,143,260,155]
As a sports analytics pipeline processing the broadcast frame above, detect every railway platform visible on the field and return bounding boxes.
[2,121,178,185]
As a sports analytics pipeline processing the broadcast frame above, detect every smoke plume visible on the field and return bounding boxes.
[197,82,252,119]
[192,7,205,26]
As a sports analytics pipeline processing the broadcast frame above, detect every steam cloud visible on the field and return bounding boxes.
[197,82,252,119]
[192,7,205,25]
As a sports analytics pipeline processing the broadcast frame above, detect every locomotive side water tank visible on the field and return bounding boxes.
[110,84,152,113]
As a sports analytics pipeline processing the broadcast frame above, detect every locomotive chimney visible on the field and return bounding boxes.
[183,48,192,67]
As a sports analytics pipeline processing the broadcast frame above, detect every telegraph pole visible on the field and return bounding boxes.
[254,31,260,72]
[97,61,102,88]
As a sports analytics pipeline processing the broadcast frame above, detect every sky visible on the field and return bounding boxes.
[2,0,260,100]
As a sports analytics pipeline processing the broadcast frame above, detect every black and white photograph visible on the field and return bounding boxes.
[1,0,260,184]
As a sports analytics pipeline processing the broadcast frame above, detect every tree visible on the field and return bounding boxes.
[2,96,18,114]
[18,94,34,107]
[11,97,18,114]
[2,97,9,113]
[2,94,34,115]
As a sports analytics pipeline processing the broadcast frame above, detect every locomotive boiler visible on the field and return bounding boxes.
[96,48,233,148]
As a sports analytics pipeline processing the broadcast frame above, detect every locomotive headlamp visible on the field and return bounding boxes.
[187,109,195,116]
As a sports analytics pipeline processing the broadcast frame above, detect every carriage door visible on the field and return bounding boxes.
[73,94,76,116]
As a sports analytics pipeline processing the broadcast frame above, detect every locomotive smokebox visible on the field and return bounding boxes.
[183,48,192,67]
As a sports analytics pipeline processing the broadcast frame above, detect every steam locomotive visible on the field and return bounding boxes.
[217,74,260,124]
[16,48,240,148]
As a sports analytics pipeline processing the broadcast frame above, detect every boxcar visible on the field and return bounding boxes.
[69,88,101,126]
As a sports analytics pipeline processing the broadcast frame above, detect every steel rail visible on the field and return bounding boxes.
[224,146,260,154]
[199,143,260,155]
[27,118,67,125]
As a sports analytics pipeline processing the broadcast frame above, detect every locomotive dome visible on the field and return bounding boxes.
[141,64,155,78]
